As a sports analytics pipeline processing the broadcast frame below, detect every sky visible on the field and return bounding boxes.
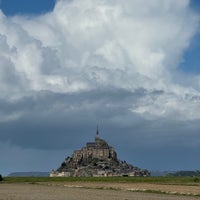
[0,0,200,176]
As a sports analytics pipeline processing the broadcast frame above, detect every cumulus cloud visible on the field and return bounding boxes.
[0,0,200,157]
[0,1,199,114]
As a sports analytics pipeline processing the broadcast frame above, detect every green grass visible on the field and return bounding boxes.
[3,176,200,185]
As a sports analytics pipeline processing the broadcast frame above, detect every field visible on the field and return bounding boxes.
[1,177,200,200]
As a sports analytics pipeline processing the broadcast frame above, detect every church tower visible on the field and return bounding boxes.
[95,125,99,140]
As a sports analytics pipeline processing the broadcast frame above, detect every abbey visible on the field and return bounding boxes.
[50,128,150,177]
[73,129,117,163]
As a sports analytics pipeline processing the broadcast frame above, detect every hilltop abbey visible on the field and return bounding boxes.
[73,128,117,163]
[50,128,150,177]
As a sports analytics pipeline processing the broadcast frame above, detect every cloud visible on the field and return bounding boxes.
[0,89,200,150]
[0,0,199,119]
[0,141,68,175]
[0,0,200,172]
[1,2,198,86]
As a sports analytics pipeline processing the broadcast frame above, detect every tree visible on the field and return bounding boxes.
[0,174,3,182]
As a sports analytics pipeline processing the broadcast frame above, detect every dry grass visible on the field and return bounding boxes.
[44,181,200,196]
[2,177,200,199]
[0,183,199,200]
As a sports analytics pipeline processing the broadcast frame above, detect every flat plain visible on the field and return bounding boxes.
[0,177,200,200]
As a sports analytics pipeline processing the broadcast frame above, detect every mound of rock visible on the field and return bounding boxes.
[51,129,150,177]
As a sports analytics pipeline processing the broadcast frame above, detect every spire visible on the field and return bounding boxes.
[95,125,99,140]
[96,125,99,136]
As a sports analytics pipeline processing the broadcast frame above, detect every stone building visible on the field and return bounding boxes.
[50,128,150,177]
[73,128,117,163]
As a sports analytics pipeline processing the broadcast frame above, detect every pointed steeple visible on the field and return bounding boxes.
[96,125,99,136]
[95,125,99,141]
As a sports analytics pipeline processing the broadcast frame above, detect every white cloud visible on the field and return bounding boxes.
[1,0,200,173]
[131,90,200,120]
[0,0,200,120]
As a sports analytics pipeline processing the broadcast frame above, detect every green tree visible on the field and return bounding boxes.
[0,174,3,181]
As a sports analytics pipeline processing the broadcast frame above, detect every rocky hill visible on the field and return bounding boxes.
[7,172,49,177]
[51,129,150,177]
[167,170,200,177]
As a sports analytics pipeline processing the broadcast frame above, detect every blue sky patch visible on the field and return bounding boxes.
[0,0,55,16]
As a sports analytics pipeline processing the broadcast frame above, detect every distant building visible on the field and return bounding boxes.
[50,128,150,177]
[73,128,117,163]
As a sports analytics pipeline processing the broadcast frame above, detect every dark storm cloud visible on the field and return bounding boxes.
[0,0,200,174]
[0,88,148,149]
[0,88,199,153]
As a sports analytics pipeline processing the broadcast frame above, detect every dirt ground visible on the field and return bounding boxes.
[60,182,200,196]
[0,183,200,200]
